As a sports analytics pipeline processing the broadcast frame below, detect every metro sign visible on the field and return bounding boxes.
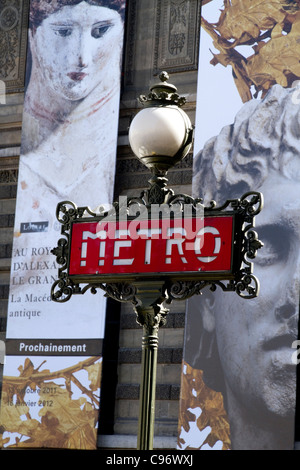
[51,191,263,302]
[68,215,236,280]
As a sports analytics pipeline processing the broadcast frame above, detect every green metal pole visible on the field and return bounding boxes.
[133,281,169,451]
[137,315,159,450]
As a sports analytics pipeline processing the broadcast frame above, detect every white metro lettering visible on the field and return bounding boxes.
[165,227,187,264]
[81,230,106,267]
[71,218,229,274]
[113,230,134,266]
[195,226,221,263]
[136,228,162,265]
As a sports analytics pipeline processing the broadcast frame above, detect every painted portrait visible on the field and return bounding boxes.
[21,0,126,205]
[0,0,126,450]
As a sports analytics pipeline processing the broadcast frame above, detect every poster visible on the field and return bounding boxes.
[0,0,126,449]
[178,0,300,450]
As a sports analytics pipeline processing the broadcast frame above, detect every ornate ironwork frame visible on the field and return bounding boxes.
[51,176,264,309]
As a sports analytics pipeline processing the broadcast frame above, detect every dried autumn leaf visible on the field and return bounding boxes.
[201,0,300,100]
[1,357,101,449]
[217,0,292,43]
[178,362,231,450]
[38,382,87,432]
[65,422,97,450]
[18,358,34,377]
[11,412,67,448]
[0,436,10,447]
[85,359,102,392]
[0,389,40,439]
[246,13,300,90]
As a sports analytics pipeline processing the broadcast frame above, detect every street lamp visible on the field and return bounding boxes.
[127,72,195,450]
[128,71,193,175]
[51,72,263,452]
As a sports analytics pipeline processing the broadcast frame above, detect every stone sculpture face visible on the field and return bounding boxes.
[186,85,300,448]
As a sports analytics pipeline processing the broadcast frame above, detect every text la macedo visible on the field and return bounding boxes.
[10,293,51,303]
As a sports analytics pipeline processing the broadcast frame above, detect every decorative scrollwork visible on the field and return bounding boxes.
[51,278,75,303]
[51,238,68,267]
[239,191,264,219]
[55,200,98,226]
[139,71,187,108]
[165,280,205,302]
[102,283,137,304]
[207,191,264,218]
[245,229,264,260]
[165,279,240,303]
[56,201,78,225]
[236,273,260,299]
[165,274,260,301]
[135,306,169,330]
[139,175,174,206]
[0,6,18,31]
[147,179,170,205]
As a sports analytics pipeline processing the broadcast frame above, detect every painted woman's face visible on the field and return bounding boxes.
[30,2,123,100]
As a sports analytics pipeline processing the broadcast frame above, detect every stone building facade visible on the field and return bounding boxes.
[0,0,201,449]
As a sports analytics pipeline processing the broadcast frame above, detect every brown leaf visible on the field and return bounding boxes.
[0,389,40,438]
[18,358,34,377]
[64,423,97,450]
[178,362,231,450]
[0,357,101,449]
[201,0,300,100]
[85,359,102,392]
[246,13,300,89]
[217,0,291,42]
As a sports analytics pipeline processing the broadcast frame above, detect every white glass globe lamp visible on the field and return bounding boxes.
[128,72,194,175]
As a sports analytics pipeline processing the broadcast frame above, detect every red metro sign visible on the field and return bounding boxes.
[68,216,235,279]
[51,191,263,302]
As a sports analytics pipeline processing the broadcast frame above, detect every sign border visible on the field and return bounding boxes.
[51,190,264,303]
